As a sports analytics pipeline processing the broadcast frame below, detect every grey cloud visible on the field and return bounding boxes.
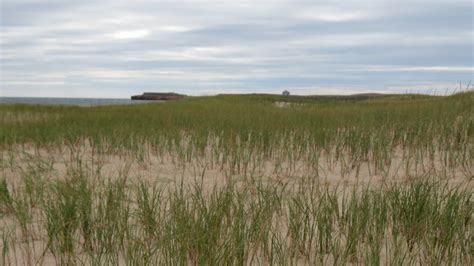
[1,0,472,97]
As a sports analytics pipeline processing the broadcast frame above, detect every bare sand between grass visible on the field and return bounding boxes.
[2,144,471,187]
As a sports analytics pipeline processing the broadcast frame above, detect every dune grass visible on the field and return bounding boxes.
[1,92,473,178]
[0,170,472,265]
[0,91,473,264]
[1,92,472,150]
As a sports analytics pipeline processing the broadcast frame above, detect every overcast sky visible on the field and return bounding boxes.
[1,0,473,98]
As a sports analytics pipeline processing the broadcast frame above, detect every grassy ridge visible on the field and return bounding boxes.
[1,92,472,147]
[1,92,472,178]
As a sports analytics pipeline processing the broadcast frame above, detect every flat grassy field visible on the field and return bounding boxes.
[1,92,472,265]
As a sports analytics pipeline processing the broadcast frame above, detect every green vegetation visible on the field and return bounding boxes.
[1,92,472,177]
[1,170,472,265]
[0,92,473,264]
[1,92,471,150]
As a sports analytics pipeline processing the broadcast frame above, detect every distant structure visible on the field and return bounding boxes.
[131,92,186,101]
[282,90,290,96]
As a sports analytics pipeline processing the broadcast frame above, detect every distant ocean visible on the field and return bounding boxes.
[0,97,157,106]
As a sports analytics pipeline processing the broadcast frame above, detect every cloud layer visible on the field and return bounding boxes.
[1,0,472,97]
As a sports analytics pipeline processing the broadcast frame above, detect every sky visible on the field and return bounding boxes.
[1,0,473,98]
